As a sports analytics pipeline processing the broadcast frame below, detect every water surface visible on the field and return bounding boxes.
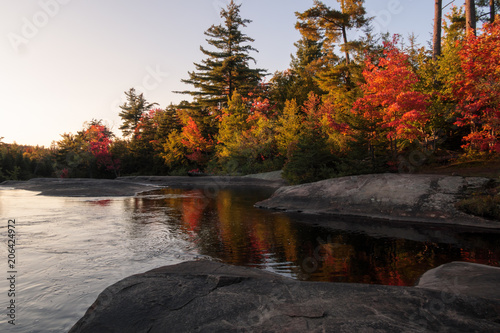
[0,186,499,332]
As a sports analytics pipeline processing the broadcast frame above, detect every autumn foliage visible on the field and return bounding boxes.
[181,116,213,163]
[454,20,500,153]
[84,123,118,172]
[353,37,430,154]
[4,3,499,183]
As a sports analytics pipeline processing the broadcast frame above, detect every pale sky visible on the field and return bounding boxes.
[0,1,450,147]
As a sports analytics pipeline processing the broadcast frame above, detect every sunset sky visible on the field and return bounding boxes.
[0,1,453,147]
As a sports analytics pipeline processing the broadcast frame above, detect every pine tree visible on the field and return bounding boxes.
[176,1,266,109]
[118,88,157,137]
[295,0,369,96]
[290,37,324,71]
[296,0,368,67]
[269,37,324,108]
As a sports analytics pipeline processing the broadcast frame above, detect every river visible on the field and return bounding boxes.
[0,186,499,332]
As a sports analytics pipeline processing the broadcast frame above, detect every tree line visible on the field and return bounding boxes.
[1,0,499,184]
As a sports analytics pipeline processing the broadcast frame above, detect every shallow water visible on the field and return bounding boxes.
[0,186,499,332]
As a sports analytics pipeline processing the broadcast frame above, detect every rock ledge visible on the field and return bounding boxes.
[255,173,499,229]
[70,261,500,333]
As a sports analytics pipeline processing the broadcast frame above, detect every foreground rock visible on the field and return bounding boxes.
[256,173,499,229]
[417,261,500,301]
[70,261,500,333]
[0,175,285,197]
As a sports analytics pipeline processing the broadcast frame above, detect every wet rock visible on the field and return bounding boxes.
[70,261,500,333]
[255,174,499,229]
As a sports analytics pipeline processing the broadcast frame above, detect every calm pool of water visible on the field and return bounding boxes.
[0,186,499,332]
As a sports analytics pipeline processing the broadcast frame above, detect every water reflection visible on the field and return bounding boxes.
[135,187,500,286]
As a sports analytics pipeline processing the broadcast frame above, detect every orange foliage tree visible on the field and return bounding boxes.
[454,20,500,153]
[83,122,119,174]
[214,91,281,174]
[352,37,430,157]
[180,116,214,164]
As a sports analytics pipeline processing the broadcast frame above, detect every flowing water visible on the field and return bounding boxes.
[0,186,499,332]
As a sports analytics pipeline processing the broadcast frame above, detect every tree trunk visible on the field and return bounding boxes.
[433,0,443,61]
[491,0,496,23]
[339,0,352,88]
[340,25,353,89]
[465,0,477,36]
[339,0,350,66]
[341,25,350,66]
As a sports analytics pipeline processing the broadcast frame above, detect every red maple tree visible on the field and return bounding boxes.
[454,20,500,153]
[180,116,213,163]
[84,124,119,173]
[352,37,430,153]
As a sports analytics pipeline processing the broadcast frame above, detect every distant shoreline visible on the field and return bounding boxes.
[3,173,499,230]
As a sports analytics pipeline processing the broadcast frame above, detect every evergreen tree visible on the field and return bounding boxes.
[269,37,324,108]
[118,88,157,137]
[296,0,368,66]
[295,0,370,99]
[176,1,266,109]
[290,37,324,71]
[436,7,466,92]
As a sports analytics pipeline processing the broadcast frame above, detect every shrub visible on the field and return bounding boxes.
[456,182,500,221]
[282,134,340,185]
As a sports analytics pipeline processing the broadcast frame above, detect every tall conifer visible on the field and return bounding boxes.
[296,0,368,67]
[295,0,369,94]
[118,88,157,138]
[176,1,266,109]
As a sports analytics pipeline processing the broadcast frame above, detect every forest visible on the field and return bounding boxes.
[1,0,499,185]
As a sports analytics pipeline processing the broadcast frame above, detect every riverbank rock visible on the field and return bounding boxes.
[70,261,500,332]
[255,173,499,229]
[243,170,284,181]
[0,174,286,197]
[0,178,158,197]
[118,174,286,189]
